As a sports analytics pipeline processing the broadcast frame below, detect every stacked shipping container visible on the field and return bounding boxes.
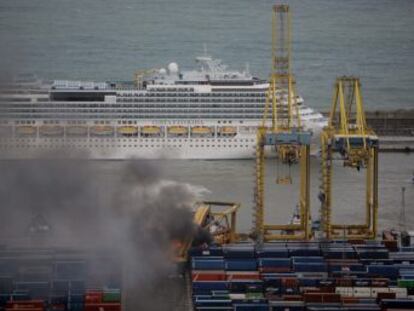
[189,241,414,310]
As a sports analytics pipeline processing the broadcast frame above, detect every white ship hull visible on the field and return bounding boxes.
[0,123,322,160]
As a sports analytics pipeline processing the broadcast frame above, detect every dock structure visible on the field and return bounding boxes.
[323,109,414,152]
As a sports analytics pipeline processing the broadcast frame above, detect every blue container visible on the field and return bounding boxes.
[194,297,232,307]
[11,291,30,301]
[262,276,282,288]
[0,294,11,306]
[256,246,289,258]
[322,247,357,259]
[68,303,84,311]
[50,295,68,304]
[189,246,223,257]
[69,294,84,303]
[230,280,263,293]
[292,256,324,263]
[225,259,257,271]
[52,280,69,291]
[270,302,305,311]
[293,263,327,272]
[14,281,50,299]
[288,247,320,257]
[258,258,290,268]
[192,257,225,270]
[345,306,380,311]
[381,299,414,308]
[298,278,320,287]
[367,265,399,279]
[233,303,269,311]
[54,261,86,279]
[358,249,389,260]
[193,281,229,291]
[328,263,365,272]
[223,245,255,259]
[0,277,13,295]
[195,308,232,311]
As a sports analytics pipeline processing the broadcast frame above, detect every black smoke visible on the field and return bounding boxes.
[0,155,207,310]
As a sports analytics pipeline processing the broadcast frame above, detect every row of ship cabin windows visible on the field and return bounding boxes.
[119,92,265,97]
[5,138,256,143]
[1,144,254,149]
[4,115,265,119]
[118,98,264,103]
[8,120,243,125]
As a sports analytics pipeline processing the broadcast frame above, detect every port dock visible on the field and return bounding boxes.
[323,109,414,152]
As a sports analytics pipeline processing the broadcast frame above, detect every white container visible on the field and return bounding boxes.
[353,287,372,297]
[336,287,353,297]
[389,287,408,298]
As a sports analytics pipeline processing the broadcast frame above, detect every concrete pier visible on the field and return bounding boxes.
[323,109,414,152]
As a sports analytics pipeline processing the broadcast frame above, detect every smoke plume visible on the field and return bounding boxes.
[0,154,208,310]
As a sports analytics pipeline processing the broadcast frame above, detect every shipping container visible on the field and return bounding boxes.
[224,259,257,271]
[223,245,256,259]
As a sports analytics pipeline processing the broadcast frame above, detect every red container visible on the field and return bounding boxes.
[304,293,341,303]
[85,290,103,304]
[6,300,45,310]
[192,270,226,281]
[377,292,396,303]
[336,278,353,287]
[371,278,389,287]
[226,271,261,281]
[282,278,299,288]
[342,297,360,304]
[48,305,66,311]
[84,303,121,311]
[282,295,303,301]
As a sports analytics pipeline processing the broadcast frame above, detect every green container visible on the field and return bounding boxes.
[245,292,264,299]
[398,279,414,288]
[102,289,121,302]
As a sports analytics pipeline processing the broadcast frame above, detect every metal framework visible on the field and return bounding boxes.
[253,5,312,242]
[176,201,240,261]
[319,77,379,240]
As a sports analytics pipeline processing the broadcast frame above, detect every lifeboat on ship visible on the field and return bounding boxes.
[218,126,237,135]
[90,125,114,137]
[117,126,138,137]
[15,126,37,137]
[191,126,213,137]
[168,126,188,136]
[39,125,64,137]
[141,126,161,137]
[66,125,88,137]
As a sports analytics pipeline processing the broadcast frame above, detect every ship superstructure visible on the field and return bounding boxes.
[0,55,327,159]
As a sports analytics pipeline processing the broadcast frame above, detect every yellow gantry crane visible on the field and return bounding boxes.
[319,77,379,240]
[253,5,312,243]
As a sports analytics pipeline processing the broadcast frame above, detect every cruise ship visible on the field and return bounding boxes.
[0,55,327,159]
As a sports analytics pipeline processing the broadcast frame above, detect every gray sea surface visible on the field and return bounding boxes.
[97,154,414,234]
[0,0,413,110]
